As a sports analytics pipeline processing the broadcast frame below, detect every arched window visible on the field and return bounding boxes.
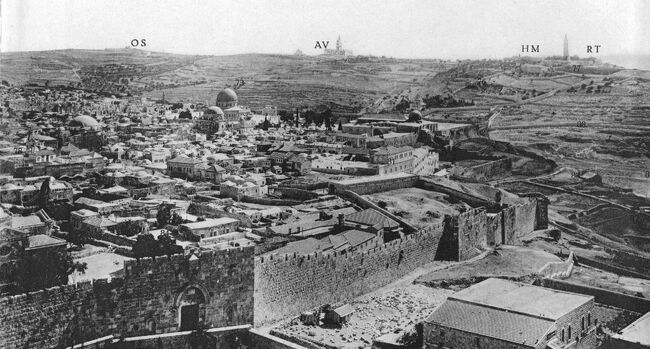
[587,313,591,326]
[146,318,157,334]
[561,329,565,342]
[568,326,572,340]
[582,317,585,331]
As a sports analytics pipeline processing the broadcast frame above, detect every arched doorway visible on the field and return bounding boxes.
[176,285,208,331]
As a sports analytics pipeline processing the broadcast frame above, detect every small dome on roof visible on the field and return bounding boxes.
[205,106,224,115]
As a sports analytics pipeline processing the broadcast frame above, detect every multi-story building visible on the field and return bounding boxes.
[167,156,203,180]
[370,146,414,175]
[179,217,240,240]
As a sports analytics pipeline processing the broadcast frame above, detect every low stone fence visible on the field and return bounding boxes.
[273,187,320,201]
[94,230,136,247]
[241,195,302,206]
[65,325,252,349]
[251,329,310,349]
[537,278,650,313]
[538,252,574,279]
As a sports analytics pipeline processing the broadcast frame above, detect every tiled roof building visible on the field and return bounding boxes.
[424,278,598,349]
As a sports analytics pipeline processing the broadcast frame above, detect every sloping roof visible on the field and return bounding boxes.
[11,215,43,228]
[332,304,355,317]
[450,278,592,320]
[181,217,239,230]
[207,164,226,173]
[269,238,323,255]
[168,156,202,165]
[75,197,107,206]
[345,209,399,229]
[31,134,57,141]
[320,234,349,252]
[426,298,552,347]
[26,234,66,250]
[340,230,375,248]
[83,215,117,227]
[60,144,80,152]
[612,311,650,346]
[69,149,93,158]
[371,146,413,156]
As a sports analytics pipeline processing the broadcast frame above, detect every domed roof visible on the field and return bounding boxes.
[205,106,224,115]
[71,115,100,128]
[409,110,422,118]
[216,88,238,103]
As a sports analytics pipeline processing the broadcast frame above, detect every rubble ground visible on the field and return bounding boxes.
[274,258,467,348]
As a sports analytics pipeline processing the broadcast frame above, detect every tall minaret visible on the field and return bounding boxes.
[563,34,569,60]
[336,35,342,51]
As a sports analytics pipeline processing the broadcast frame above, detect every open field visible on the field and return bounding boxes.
[1,49,455,111]
[365,188,459,229]
[415,245,561,286]
[488,76,650,197]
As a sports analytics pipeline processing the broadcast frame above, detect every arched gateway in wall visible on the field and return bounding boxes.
[175,284,210,331]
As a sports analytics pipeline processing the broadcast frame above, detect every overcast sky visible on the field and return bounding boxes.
[1,0,648,59]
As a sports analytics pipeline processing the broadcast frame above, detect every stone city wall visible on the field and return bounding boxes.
[416,178,500,211]
[501,205,517,244]
[273,187,320,201]
[328,174,419,195]
[512,198,537,241]
[254,228,443,326]
[0,248,255,349]
[486,213,501,246]
[450,157,512,182]
[456,208,488,261]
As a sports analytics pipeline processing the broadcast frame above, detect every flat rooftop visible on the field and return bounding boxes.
[450,278,593,320]
[181,217,239,229]
[435,122,472,131]
[612,311,650,346]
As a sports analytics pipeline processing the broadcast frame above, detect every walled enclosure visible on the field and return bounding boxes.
[250,175,541,325]
[0,247,255,349]
[253,225,444,326]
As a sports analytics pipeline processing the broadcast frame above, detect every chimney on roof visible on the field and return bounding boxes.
[337,213,345,226]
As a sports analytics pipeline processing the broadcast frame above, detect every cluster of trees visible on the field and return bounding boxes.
[178,109,192,119]
[156,204,184,227]
[67,228,91,247]
[116,220,144,237]
[302,108,334,129]
[132,231,183,259]
[395,98,411,112]
[423,95,474,108]
[1,249,87,294]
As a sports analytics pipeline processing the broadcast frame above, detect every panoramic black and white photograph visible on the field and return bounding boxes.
[0,0,648,348]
